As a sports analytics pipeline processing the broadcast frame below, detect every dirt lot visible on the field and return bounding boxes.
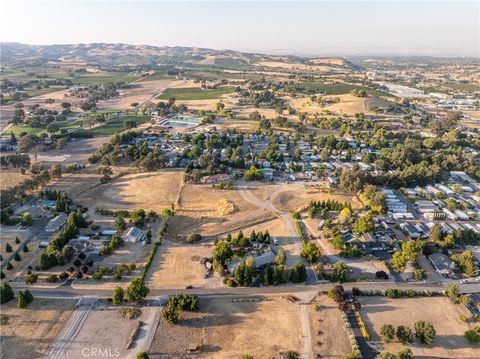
[308,296,352,358]
[255,61,349,74]
[360,296,480,358]
[147,240,220,289]
[65,305,156,359]
[98,78,184,110]
[149,297,302,358]
[0,298,76,359]
[33,136,110,165]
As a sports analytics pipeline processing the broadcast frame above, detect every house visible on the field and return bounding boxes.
[261,168,274,180]
[200,174,231,184]
[227,252,276,274]
[124,227,145,243]
[428,252,456,276]
[45,213,68,233]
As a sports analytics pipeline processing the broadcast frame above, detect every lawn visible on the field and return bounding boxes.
[7,121,84,136]
[297,82,393,97]
[87,115,151,135]
[157,86,234,100]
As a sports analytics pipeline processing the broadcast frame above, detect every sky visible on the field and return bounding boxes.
[0,0,479,57]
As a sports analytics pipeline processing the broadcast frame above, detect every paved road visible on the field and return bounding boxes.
[347,311,379,359]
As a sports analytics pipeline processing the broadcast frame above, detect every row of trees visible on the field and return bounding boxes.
[380,321,436,345]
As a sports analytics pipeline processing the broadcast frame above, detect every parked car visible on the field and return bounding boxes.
[460,279,468,284]
[272,238,279,245]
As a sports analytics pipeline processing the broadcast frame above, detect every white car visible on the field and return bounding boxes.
[272,238,279,245]
[460,279,468,284]
[475,277,480,282]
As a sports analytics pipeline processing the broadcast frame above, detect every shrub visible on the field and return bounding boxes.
[16,292,27,308]
[186,233,202,243]
[380,324,395,343]
[396,325,415,344]
[47,274,59,283]
[24,273,38,285]
[464,329,480,344]
[0,283,14,304]
[414,320,436,345]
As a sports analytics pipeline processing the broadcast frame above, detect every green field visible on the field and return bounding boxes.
[88,115,151,135]
[157,86,234,100]
[297,82,393,97]
[5,115,151,137]
[443,82,480,93]
[72,72,141,85]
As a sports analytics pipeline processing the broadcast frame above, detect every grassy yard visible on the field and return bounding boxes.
[157,86,234,100]
[298,82,393,97]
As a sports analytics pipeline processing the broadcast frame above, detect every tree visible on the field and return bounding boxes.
[14,252,21,261]
[262,263,273,286]
[22,212,33,226]
[397,348,413,359]
[464,329,480,344]
[49,164,62,179]
[333,261,348,282]
[146,230,152,244]
[445,283,460,303]
[135,352,150,359]
[23,289,34,303]
[275,249,286,265]
[272,264,289,285]
[244,165,263,181]
[240,355,255,359]
[301,242,320,263]
[283,351,299,359]
[353,213,374,234]
[125,278,149,302]
[376,353,396,359]
[5,243,12,252]
[114,216,127,230]
[162,302,179,325]
[17,291,27,308]
[290,262,307,283]
[380,324,395,343]
[112,286,125,305]
[0,283,14,304]
[396,325,415,344]
[391,252,406,272]
[414,321,436,345]
[234,258,256,286]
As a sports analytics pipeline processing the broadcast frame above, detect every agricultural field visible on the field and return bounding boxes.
[71,71,142,85]
[149,297,303,358]
[296,81,393,97]
[87,115,151,136]
[0,298,76,359]
[157,86,235,101]
[360,296,479,358]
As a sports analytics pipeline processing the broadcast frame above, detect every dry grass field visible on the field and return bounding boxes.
[255,61,349,74]
[149,297,302,358]
[0,169,28,190]
[291,94,372,116]
[360,296,480,358]
[308,296,352,358]
[168,183,273,240]
[147,241,219,289]
[0,298,76,359]
[271,188,362,213]
[96,170,184,212]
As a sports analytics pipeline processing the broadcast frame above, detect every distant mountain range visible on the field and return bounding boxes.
[0,42,356,70]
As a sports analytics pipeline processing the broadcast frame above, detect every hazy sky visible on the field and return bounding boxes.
[1,1,479,57]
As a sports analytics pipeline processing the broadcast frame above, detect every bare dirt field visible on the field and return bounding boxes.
[360,296,480,358]
[308,295,352,358]
[33,136,110,165]
[0,298,76,359]
[147,240,220,289]
[149,297,303,358]
[98,78,185,110]
[65,305,156,359]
